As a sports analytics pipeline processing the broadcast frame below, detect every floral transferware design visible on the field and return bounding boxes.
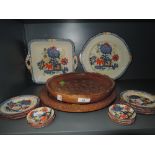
[5,100,31,112]
[27,107,55,128]
[29,108,51,123]
[109,104,135,120]
[89,43,119,71]
[121,90,155,107]
[26,39,77,84]
[80,32,131,79]
[0,95,40,115]
[37,46,69,74]
[128,95,153,106]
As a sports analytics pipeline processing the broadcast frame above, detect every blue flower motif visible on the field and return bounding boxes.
[20,100,31,105]
[114,105,123,112]
[100,43,112,54]
[129,95,140,100]
[47,47,60,58]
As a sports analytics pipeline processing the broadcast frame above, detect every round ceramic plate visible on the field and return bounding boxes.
[109,104,136,120]
[0,95,40,115]
[120,90,155,108]
[27,107,55,128]
[80,32,131,79]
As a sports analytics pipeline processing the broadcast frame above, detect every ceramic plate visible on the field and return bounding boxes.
[26,39,78,84]
[80,32,131,79]
[27,107,55,128]
[120,90,155,108]
[0,95,40,115]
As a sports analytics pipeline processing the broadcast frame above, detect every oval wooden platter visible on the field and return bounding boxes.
[46,72,115,104]
[40,87,117,113]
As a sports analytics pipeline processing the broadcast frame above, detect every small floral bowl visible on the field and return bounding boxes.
[27,107,55,128]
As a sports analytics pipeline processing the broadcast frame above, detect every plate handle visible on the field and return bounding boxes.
[73,55,78,71]
[25,53,32,72]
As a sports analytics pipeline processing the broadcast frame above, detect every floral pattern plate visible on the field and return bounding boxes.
[0,95,40,115]
[120,90,155,108]
[26,39,78,84]
[27,107,55,128]
[80,32,131,79]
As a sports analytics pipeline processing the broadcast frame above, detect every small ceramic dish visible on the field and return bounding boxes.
[27,107,55,128]
[80,32,131,79]
[109,104,136,120]
[0,95,40,118]
[26,39,78,84]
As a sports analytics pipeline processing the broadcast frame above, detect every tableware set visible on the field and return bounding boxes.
[0,32,154,128]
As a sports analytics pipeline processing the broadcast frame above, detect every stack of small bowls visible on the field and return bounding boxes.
[108,104,136,125]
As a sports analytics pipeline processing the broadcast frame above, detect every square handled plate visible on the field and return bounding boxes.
[26,39,78,83]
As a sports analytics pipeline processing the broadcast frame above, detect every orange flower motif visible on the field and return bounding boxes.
[44,63,53,70]
[96,58,104,65]
[120,114,127,119]
[41,116,47,122]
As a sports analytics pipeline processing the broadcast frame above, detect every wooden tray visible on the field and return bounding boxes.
[46,72,115,104]
[40,87,117,112]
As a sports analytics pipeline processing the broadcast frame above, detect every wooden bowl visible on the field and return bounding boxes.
[46,72,115,104]
[40,87,117,112]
